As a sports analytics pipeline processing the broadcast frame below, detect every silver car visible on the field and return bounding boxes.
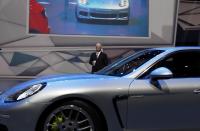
[1,47,200,131]
[76,0,130,23]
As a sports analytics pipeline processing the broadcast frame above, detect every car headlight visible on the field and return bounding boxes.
[5,83,46,102]
[119,0,129,7]
[78,0,88,5]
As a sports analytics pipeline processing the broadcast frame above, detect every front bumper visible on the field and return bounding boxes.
[0,97,50,131]
[76,6,129,21]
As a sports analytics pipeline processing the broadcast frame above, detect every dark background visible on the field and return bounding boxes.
[176,0,200,46]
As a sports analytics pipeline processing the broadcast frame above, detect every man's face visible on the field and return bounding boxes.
[96,43,102,52]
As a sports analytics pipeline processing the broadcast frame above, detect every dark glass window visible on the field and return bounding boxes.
[97,50,164,77]
[140,50,200,78]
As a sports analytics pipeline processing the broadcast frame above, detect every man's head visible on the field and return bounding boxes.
[96,43,102,52]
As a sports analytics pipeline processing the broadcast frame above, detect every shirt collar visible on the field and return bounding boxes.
[96,51,101,57]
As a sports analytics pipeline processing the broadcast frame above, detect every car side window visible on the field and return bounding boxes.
[140,50,200,79]
[111,50,163,76]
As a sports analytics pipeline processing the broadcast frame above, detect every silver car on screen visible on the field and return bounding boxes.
[76,0,130,23]
[1,47,200,131]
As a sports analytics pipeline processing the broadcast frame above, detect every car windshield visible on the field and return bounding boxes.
[96,49,164,77]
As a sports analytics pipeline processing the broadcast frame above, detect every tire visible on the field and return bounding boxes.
[37,100,105,131]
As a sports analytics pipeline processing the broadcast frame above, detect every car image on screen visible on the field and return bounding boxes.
[76,0,130,24]
[29,0,50,34]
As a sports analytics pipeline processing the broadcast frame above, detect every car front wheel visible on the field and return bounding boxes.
[38,100,105,131]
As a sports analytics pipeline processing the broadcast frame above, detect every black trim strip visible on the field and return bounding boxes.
[112,95,128,128]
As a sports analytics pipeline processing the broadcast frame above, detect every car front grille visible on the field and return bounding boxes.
[90,13,117,18]
[79,11,88,16]
[119,13,128,18]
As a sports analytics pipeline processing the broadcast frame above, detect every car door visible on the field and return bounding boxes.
[127,50,200,131]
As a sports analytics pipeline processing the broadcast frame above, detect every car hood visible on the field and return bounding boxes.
[2,74,115,95]
[84,0,128,10]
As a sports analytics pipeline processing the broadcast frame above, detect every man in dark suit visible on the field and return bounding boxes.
[89,43,108,73]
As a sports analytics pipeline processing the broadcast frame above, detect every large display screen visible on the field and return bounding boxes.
[27,0,178,46]
[29,0,149,37]
[0,0,178,47]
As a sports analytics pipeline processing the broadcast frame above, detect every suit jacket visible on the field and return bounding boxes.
[89,52,108,73]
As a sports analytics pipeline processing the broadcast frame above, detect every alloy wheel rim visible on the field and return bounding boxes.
[44,104,94,131]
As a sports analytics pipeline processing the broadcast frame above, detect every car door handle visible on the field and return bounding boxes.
[193,89,200,94]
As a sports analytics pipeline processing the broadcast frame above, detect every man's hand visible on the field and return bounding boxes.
[92,60,96,66]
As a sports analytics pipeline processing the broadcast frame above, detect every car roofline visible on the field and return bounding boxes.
[152,47,200,52]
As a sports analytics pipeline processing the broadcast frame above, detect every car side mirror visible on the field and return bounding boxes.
[150,67,173,80]
[149,67,173,89]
